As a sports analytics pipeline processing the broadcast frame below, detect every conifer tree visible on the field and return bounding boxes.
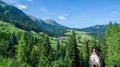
[81,40,89,67]
[8,33,17,57]
[57,40,60,52]
[105,22,120,67]
[65,31,80,67]
[39,34,52,67]
[16,33,26,63]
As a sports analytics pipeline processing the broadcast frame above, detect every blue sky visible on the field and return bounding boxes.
[3,0,120,28]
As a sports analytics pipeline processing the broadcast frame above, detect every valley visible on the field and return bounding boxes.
[0,0,120,67]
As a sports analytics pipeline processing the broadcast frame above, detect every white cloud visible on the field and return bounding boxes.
[16,4,27,10]
[58,15,67,20]
[4,0,28,10]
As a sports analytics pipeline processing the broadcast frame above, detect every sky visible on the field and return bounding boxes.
[2,0,120,28]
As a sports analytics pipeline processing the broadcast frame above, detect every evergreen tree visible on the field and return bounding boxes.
[57,40,60,52]
[81,40,89,67]
[65,31,80,67]
[30,45,40,67]
[39,34,52,67]
[88,37,98,55]
[100,40,107,67]
[0,32,9,57]
[105,22,120,67]
[16,32,26,63]
[8,33,17,58]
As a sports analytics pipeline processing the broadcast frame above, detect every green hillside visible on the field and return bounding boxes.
[80,25,107,41]
[81,25,107,36]
[0,1,47,34]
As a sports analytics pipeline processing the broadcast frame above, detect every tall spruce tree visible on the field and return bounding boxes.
[57,40,60,52]
[16,32,33,67]
[39,34,52,67]
[81,40,89,67]
[16,32,27,64]
[65,31,80,67]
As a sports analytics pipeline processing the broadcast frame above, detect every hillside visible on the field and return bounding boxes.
[81,25,107,36]
[28,15,69,36]
[0,0,47,34]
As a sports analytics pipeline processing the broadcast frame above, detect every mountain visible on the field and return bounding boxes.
[0,0,47,34]
[81,25,107,40]
[28,15,69,36]
[1,0,103,37]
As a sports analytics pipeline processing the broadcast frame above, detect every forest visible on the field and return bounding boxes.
[0,21,120,67]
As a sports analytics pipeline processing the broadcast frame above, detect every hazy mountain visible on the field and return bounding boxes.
[81,25,107,35]
[28,15,69,36]
[80,25,107,40]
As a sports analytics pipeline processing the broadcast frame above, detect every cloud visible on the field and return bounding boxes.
[4,0,28,10]
[16,4,27,10]
[58,16,67,20]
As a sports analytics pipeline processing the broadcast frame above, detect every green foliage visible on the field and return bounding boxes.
[16,33,26,63]
[38,34,52,67]
[81,40,89,67]
[0,32,9,57]
[0,56,32,67]
[65,31,80,67]
[81,25,107,40]
[0,20,110,67]
[105,22,120,67]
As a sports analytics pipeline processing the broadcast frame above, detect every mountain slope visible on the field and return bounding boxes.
[81,25,107,36]
[28,15,69,36]
[0,0,46,33]
[80,25,107,41]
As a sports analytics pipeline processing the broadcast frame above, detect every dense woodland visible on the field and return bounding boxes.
[0,0,120,67]
[0,21,120,67]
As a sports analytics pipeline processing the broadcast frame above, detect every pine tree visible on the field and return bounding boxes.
[39,34,52,67]
[65,31,80,67]
[8,33,17,58]
[88,37,98,55]
[81,40,89,67]
[0,32,9,57]
[57,40,60,52]
[16,32,26,63]
[30,45,39,67]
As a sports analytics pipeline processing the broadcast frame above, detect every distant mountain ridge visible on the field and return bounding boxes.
[28,15,69,36]
[81,25,107,35]
[0,0,107,37]
[80,25,107,40]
